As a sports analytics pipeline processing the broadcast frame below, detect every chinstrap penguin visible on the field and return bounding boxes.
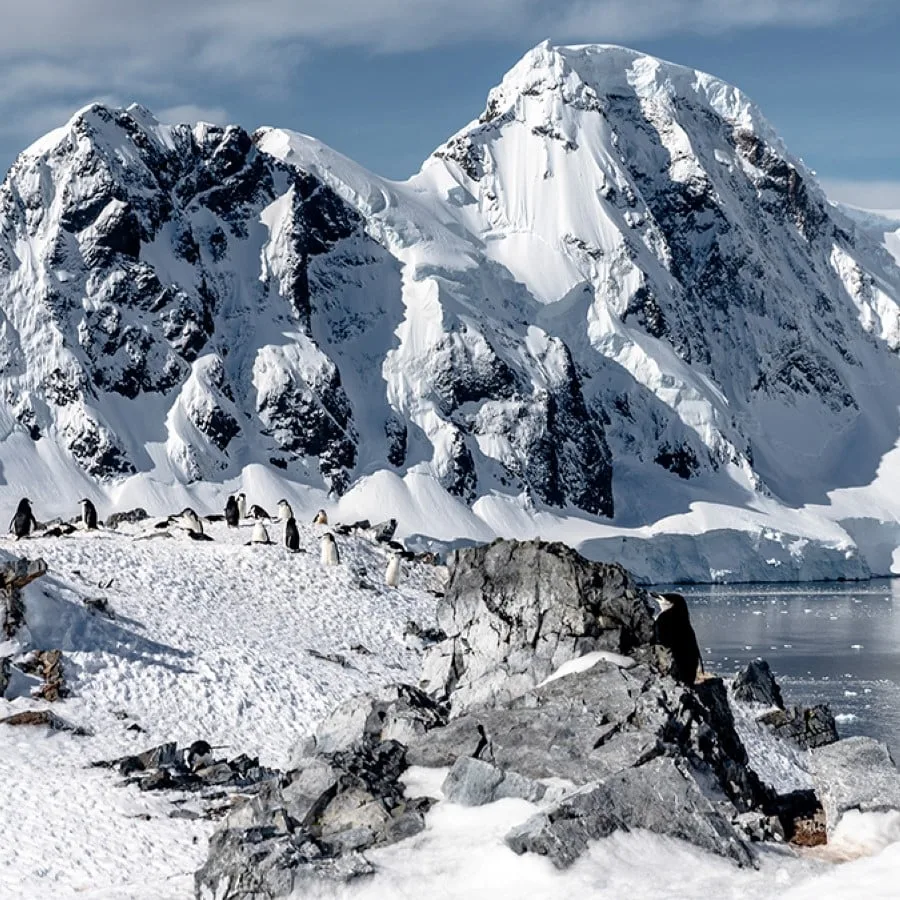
[653,592,704,685]
[277,499,294,522]
[236,492,247,520]
[248,504,270,520]
[250,521,272,545]
[312,509,328,526]
[283,516,300,552]
[385,552,402,587]
[80,498,98,530]
[320,532,340,566]
[9,499,37,540]
[224,495,240,528]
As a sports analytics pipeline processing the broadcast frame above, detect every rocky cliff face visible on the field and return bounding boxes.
[3,43,900,528]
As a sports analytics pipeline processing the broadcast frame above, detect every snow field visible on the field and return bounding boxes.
[0,518,442,897]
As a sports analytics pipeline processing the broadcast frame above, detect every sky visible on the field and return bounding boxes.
[1,0,898,209]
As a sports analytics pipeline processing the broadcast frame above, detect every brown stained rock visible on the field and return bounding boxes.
[1,556,47,639]
[19,650,69,701]
[0,709,91,735]
[790,810,827,847]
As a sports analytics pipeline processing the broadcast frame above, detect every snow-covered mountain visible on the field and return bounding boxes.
[3,41,900,579]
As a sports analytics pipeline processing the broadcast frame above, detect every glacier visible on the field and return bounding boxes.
[3,42,900,582]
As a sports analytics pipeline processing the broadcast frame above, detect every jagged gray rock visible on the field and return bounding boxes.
[760,704,839,750]
[297,683,447,761]
[198,738,432,899]
[442,756,546,806]
[733,659,785,709]
[420,539,657,713]
[505,756,755,868]
[808,737,900,835]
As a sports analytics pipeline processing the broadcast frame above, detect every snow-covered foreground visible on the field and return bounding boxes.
[1,524,899,898]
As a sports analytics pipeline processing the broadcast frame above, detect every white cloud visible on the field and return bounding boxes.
[821,178,900,212]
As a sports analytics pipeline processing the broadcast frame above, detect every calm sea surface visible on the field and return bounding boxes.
[668,579,900,756]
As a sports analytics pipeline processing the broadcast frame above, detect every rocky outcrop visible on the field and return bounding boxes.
[1,554,47,638]
[759,705,839,750]
[197,540,899,897]
[733,659,784,709]
[808,737,900,835]
[506,756,754,868]
[420,539,657,713]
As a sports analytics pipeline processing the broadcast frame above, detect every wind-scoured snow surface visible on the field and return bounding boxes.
[2,526,899,899]
[0,522,443,897]
[4,42,900,582]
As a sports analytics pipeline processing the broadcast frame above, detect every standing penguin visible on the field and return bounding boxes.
[312,509,328,526]
[385,552,402,587]
[224,495,240,528]
[320,533,340,566]
[277,499,294,522]
[80,498,98,530]
[283,516,300,552]
[9,499,37,540]
[236,492,247,520]
[654,592,704,686]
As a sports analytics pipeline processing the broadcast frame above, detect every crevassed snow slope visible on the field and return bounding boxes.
[4,43,900,581]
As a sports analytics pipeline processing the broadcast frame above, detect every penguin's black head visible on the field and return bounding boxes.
[653,592,689,619]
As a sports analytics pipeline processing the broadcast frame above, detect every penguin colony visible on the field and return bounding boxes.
[5,494,404,588]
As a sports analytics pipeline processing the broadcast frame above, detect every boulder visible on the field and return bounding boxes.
[760,704,839,750]
[105,507,149,528]
[442,756,546,806]
[733,660,784,709]
[297,683,447,760]
[808,737,900,834]
[505,756,755,868]
[1,556,47,639]
[420,539,657,713]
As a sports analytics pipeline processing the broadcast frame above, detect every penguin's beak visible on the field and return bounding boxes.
[652,594,673,619]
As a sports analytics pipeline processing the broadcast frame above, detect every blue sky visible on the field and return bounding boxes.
[1,0,898,208]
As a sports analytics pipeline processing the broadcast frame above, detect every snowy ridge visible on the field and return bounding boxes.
[4,44,900,581]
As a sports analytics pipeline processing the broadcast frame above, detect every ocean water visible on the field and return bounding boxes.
[674,579,900,756]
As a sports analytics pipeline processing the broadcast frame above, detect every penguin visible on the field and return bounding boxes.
[249,521,272,545]
[385,551,402,588]
[248,504,270,520]
[9,499,37,540]
[312,509,328,526]
[320,532,340,566]
[277,499,294,522]
[653,592,704,686]
[177,508,204,535]
[283,516,300,552]
[80,498,98,530]
[185,739,213,771]
[236,492,247,520]
[224,495,240,528]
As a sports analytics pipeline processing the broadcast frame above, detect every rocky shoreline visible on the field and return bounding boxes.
[189,539,900,898]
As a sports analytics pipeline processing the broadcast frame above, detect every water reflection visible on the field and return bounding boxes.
[668,579,900,756]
